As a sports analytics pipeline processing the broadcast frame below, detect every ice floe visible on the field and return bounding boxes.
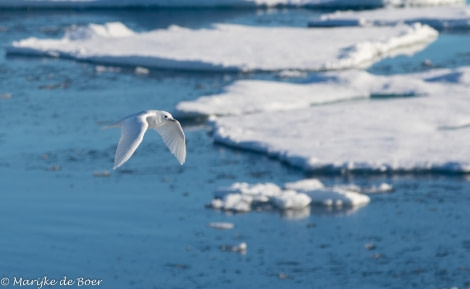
[175,69,442,117]
[208,180,374,214]
[210,87,470,173]
[0,0,463,8]
[195,67,470,174]
[6,22,437,72]
[309,5,470,30]
[176,64,470,173]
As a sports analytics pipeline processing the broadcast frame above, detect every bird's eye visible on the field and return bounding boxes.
[164,115,168,118]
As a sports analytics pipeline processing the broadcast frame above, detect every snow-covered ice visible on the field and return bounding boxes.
[208,180,372,213]
[306,189,370,206]
[210,96,470,173]
[206,67,470,173]
[309,5,470,30]
[7,22,437,72]
[270,190,312,210]
[175,69,439,117]
[283,179,371,206]
[0,0,463,8]
[284,179,324,191]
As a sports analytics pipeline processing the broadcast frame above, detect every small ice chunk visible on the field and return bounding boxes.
[362,183,394,194]
[365,243,376,250]
[214,182,281,199]
[210,199,224,210]
[284,179,324,192]
[307,188,370,207]
[65,22,134,40]
[222,193,252,212]
[208,222,235,230]
[135,66,150,74]
[220,242,247,253]
[95,65,121,73]
[422,59,433,67]
[271,190,312,210]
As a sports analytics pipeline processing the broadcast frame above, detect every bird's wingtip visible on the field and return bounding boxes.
[102,123,121,130]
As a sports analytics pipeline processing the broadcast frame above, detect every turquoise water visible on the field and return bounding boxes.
[1,7,470,289]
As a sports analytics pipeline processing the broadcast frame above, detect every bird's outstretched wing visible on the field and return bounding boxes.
[113,115,148,169]
[154,120,186,165]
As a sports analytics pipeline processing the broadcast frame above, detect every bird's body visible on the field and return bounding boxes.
[106,110,186,169]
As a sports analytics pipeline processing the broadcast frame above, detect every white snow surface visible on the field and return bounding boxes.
[175,69,440,117]
[209,180,372,213]
[6,22,437,72]
[306,189,370,206]
[309,5,470,30]
[0,0,463,8]
[207,67,470,174]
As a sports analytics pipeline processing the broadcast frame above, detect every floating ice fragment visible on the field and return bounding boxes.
[364,243,376,250]
[220,194,252,212]
[307,188,371,207]
[213,182,282,199]
[309,6,470,30]
[220,242,247,253]
[208,222,235,230]
[208,180,371,214]
[284,179,324,192]
[270,190,312,210]
[361,183,394,194]
[65,22,134,40]
[95,65,121,73]
[135,66,150,75]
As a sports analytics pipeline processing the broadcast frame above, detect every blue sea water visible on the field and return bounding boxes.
[1,6,470,289]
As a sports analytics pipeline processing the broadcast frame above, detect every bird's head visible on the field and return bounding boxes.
[161,111,176,122]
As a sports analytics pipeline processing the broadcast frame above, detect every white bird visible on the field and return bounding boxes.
[105,110,186,169]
